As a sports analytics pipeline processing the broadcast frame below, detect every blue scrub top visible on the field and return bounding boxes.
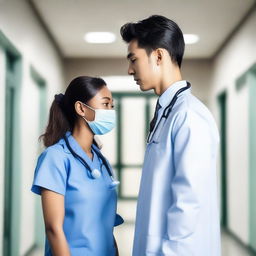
[31,132,123,256]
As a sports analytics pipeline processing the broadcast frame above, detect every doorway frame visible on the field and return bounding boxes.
[29,65,47,251]
[217,90,228,228]
[236,63,256,252]
[0,30,22,256]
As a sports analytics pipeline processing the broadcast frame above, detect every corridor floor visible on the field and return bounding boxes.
[30,202,255,256]
[30,227,255,256]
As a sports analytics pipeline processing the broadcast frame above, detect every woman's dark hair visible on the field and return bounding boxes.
[40,76,106,147]
[120,15,185,68]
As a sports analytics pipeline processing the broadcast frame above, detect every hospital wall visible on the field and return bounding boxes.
[0,0,65,255]
[209,7,256,250]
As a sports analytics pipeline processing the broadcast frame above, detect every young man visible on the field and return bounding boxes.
[120,15,221,256]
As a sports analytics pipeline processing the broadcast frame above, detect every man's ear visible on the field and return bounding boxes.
[155,48,164,65]
[74,101,86,116]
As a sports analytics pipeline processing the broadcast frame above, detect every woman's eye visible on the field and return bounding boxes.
[131,59,136,63]
[102,102,114,108]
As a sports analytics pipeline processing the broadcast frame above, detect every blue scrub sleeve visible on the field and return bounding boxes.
[31,146,68,196]
[114,214,124,226]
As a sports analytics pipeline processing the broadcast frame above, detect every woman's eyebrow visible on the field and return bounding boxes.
[101,97,111,101]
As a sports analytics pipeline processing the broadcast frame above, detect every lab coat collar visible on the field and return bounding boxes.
[158,80,189,108]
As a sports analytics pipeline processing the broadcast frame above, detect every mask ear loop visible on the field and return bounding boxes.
[81,116,91,123]
[79,101,95,123]
[80,101,95,111]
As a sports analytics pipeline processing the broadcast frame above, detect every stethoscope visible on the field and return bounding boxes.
[63,135,120,187]
[147,82,191,143]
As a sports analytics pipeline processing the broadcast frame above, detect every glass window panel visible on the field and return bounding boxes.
[97,126,117,166]
[149,97,158,120]
[121,168,142,197]
[122,97,146,165]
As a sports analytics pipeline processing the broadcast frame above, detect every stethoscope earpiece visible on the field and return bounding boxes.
[111,180,120,186]
[109,179,120,189]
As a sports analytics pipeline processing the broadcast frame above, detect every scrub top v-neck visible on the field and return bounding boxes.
[31,132,122,256]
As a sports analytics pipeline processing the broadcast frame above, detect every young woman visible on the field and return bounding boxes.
[31,76,123,256]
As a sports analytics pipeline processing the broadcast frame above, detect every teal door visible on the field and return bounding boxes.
[218,91,228,228]
[3,46,22,256]
[247,67,256,251]
[4,63,15,256]
[236,64,256,250]
[30,66,47,249]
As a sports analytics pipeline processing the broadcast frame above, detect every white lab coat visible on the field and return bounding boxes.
[132,81,221,256]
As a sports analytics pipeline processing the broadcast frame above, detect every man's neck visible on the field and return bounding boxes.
[156,66,182,95]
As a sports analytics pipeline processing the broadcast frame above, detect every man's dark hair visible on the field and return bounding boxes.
[120,15,185,68]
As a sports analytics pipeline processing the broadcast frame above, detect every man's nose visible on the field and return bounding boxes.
[128,65,135,75]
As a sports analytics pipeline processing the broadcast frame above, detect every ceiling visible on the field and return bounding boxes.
[31,0,255,59]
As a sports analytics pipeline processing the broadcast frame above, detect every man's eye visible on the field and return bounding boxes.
[131,59,136,63]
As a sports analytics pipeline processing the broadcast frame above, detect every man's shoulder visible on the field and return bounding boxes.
[173,92,213,121]
[171,93,219,140]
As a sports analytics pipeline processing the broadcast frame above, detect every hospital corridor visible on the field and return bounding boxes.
[1,0,256,255]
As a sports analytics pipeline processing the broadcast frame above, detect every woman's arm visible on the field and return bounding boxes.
[41,188,70,256]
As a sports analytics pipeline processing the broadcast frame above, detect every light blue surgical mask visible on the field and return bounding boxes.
[81,103,116,135]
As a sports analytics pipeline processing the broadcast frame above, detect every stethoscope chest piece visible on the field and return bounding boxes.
[91,168,102,179]
[64,135,120,186]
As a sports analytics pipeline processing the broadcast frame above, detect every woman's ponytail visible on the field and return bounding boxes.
[39,93,70,147]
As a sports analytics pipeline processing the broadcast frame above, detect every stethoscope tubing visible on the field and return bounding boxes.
[147,82,191,143]
[63,135,113,178]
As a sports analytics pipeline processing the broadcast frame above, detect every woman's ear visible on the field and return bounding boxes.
[74,101,86,116]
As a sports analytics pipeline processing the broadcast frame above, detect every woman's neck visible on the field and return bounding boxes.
[72,120,94,155]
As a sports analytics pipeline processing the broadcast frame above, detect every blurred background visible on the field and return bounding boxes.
[0,0,256,255]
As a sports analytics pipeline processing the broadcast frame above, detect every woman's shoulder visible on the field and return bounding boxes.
[39,139,69,161]
[34,140,71,175]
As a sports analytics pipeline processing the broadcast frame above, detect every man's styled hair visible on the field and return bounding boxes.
[120,15,185,68]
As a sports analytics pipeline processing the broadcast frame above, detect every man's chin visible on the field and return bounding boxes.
[139,84,150,92]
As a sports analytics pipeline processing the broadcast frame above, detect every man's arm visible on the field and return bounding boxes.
[162,110,213,255]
